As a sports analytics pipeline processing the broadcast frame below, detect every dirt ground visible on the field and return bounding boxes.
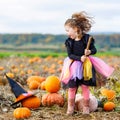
[0,104,120,120]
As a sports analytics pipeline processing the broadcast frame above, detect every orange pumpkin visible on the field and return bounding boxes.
[13,107,31,119]
[28,80,40,90]
[0,76,8,85]
[6,72,14,78]
[27,69,33,74]
[106,90,116,100]
[101,88,116,100]
[0,66,4,71]
[100,88,109,96]
[27,76,45,84]
[45,76,60,93]
[27,76,45,90]
[21,96,41,109]
[103,101,115,111]
[42,93,64,107]
[40,81,46,90]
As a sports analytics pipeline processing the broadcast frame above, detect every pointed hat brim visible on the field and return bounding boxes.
[11,91,36,107]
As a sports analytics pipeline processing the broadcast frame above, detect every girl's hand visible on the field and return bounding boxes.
[84,49,91,56]
[81,55,87,62]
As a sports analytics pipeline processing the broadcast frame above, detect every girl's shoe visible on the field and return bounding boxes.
[83,99,90,114]
[83,106,90,114]
[66,99,75,115]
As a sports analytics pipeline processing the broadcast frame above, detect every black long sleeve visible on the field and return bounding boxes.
[65,35,97,61]
[65,40,82,61]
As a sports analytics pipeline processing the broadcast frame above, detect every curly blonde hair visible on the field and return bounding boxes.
[64,11,94,34]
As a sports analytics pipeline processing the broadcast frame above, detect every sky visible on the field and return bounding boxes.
[0,0,120,34]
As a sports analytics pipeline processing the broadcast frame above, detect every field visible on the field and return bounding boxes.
[0,53,120,120]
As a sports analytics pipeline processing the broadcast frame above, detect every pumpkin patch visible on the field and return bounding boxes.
[0,55,120,119]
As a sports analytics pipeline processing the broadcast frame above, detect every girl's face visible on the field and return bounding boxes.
[65,25,77,39]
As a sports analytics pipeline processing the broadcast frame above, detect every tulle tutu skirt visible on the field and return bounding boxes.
[60,56,114,88]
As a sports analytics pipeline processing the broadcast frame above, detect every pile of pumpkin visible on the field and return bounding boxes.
[13,75,64,119]
[100,88,116,111]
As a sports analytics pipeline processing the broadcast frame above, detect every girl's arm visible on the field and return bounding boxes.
[89,37,97,55]
[85,37,97,56]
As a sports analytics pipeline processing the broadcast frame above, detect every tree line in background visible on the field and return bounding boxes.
[0,33,120,52]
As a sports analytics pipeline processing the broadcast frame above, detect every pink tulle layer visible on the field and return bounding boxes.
[89,56,114,78]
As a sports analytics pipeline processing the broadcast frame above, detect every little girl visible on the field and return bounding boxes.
[60,11,114,115]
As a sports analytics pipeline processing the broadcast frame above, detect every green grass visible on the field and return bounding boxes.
[95,51,120,57]
[0,50,119,58]
[0,51,67,58]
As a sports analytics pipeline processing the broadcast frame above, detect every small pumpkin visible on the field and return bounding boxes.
[6,72,14,78]
[13,107,31,119]
[0,66,4,71]
[21,96,41,109]
[28,80,40,90]
[42,93,64,107]
[40,81,46,90]
[103,101,115,111]
[27,76,45,90]
[45,76,60,93]
[27,76,45,84]
[0,76,8,85]
[101,88,116,100]
[100,88,108,95]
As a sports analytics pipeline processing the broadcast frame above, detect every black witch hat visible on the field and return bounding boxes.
[5,74,35,107]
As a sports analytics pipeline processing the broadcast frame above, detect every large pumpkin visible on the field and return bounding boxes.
[42,93,64,107]
[45,76,60,93]
[103,101,115,111]
[13,107,31,119]
[21,96,41,109]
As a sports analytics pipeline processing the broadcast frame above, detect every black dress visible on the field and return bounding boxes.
[62,34,97,89]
